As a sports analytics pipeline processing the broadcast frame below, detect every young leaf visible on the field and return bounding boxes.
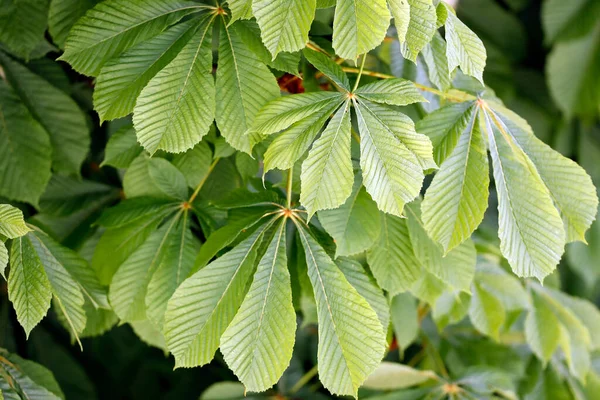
[253,0,316,57]
[422,108,489,253]
[400,0,437,62]
[297,225,385,397]
[0,205,31,239]
[332,0,391,60]
[300,101,353,217]
[59,0,204,75]
[0,81,52,207]
[318,173,381,257]
[221,220,296,392]
[444,3,487,84]
[133,15,215,154]
[164,220,273,368]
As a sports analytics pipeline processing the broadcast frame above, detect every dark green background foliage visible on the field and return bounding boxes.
[0,0,599,399]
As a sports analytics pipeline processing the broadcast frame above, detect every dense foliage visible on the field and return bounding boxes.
[0,0,599,398]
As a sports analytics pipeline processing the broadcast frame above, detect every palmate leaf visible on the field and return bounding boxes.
[367,213,420,295]
[318,173,381,257]
[0,81,52,207]
[94,19,201,123]
[164,219,274,368]
[253,0,316,57]
[300,101,353,218]
[443,3,487,84]
[216,18,281,153]
[9,229,108,342]
[0,0,49,59]
[399,0,437,62]
[546,25,600,118]
[303,49,351,91]
[355,99,430,217]
[59,0,205,76]
[0,205,31,239]
[0,53,89,175]
[48,0,100,49]
[220,220,296,392]
[296,224,385,397]
[332,0,391,60]
[421,105,489,253]
[0,350,64,400]
[133,15,215,154]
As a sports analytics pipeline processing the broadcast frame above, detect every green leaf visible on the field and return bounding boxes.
[164,220,272,368]
[489,103,598,243]
[444,4,487,84]
[0,242,7,279]
[367,213,420,295]
[542,0,600,44]
[253,0,316,57]
[147,158,189,200]
[227,0,254,21]
[109,213,182,322]
[405,202,476,293]
[363,362,438,390]
[215,20,280,153]
[0,350,64,400]
[390,293,419,351]
[0,0,49,59]
[336,257,389,330]
[422,109,489,253]
[101,125,143,168]
[318,173,381,257]
[146,213,199,328]
[300,102,353,218]
[251,91,344,135]
[355,100,427,216]
[546,25,600,118]
[355,78,426,106]
[59,0,203,75]
[296,225,385,397]
[94,19,200,122]
[524,289,562,365]
[0,205,31,239]
[92,204,176,284]
[469,281,505,340]
[303,48,351,91]
[0,81,52,207]
[483,110,565,281]
[48,0,99,49]
[134,15,215,154]
[172,141,213,188]
[263,102,342,172]
[388,0,411,43]
[221,220,295,392]
[400,0,437,62]
[0,53,89,174]
[332,0,391,60]
[8,235,52,337]
[421,31,452,91]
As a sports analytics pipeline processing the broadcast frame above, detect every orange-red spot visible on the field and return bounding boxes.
[442,383,461,395]
[181,201,192,210]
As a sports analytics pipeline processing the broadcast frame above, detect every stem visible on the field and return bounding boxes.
[342,67,474,102]
[289,365,319,395]
[286,166,294,209]
[352,54,367,92]
[188,158,220,203]
[421,334,450,379]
